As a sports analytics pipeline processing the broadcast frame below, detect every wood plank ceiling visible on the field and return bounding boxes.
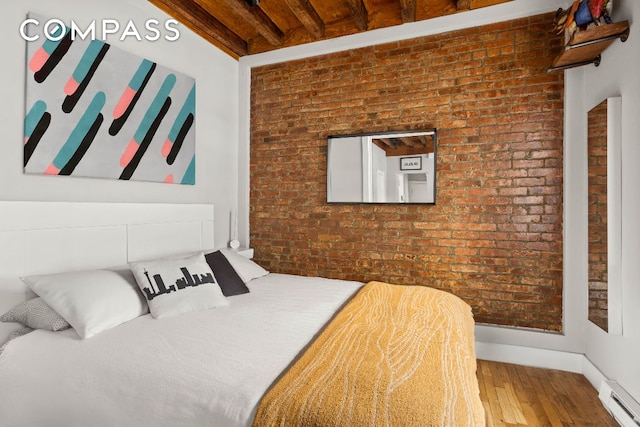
[374,135,435,156]
[148,0,512,58]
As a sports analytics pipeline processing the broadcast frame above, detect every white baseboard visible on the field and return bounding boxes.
[582,356,609,390]
[476,340,607,389]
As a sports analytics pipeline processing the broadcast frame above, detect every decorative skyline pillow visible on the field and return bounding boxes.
[129,252,229,318]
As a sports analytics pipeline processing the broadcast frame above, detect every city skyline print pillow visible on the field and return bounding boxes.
[129,253,229,318]
[23,13,197,185]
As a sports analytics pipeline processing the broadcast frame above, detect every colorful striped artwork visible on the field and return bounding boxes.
[23,13,196,185]
[163,84,195,165]
[24,100,51,166]
[29,24,74,84]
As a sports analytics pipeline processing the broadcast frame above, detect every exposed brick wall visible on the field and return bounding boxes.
[249,13,564,331]
[587,100,608,332]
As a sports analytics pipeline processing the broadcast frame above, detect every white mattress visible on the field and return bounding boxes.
[0,273,362,427]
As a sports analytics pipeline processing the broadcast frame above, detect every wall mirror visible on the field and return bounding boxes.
[587,97,622,334]
[327,130,436,203]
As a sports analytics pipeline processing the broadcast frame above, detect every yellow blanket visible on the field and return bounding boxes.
[253,281,484,427]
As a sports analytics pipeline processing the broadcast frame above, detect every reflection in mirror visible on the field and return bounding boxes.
[587,99,609,332]
[587,97,622,334]
[327,130,436,203]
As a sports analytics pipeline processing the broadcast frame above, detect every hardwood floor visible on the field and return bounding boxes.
[477,359,619,426]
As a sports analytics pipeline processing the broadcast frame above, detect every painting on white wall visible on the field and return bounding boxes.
[23,13,196,184]
[400,156,422,171]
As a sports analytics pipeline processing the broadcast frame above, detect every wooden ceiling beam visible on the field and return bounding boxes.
[151,0,513,57]
[399,0,416,23]
[455,0,472,10]
[400,137,415,147]
[224,0,284,47]
[283,0,326,39]
[376,138,394,148]
[343,0,368,31]
[148,0,247,58]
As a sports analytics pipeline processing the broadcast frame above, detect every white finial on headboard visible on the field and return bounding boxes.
[229,209,240,249]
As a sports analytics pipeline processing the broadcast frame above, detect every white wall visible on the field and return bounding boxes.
[386,154,435,203]
[327,136,363,202]
[370,142,386,202]
[572,0,640,401]
[1,0,239,249]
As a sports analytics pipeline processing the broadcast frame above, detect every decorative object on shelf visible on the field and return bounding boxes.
[548,1,629,72]
[553,0,612,39]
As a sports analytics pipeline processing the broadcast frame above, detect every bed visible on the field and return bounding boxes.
[0,201,484,427]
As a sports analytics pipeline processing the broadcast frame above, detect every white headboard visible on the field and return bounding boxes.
[0,201,214,342]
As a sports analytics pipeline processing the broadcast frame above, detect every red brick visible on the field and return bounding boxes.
[250,13,563,332]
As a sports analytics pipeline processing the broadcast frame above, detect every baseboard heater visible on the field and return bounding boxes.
[599,381,640,426]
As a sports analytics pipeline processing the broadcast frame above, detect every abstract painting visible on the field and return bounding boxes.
[23,13,196,184]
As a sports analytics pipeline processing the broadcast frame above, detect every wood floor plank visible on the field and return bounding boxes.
[483,371,499,401]
[537,393,565,427]
[496,386,518,423]
[503,382,527,424]
[520,403,541,427]
[477,359,617,427]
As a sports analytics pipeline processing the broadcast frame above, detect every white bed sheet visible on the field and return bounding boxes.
[0,273,362,427]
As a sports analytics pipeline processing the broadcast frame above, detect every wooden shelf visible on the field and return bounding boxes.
[548,21,630,72]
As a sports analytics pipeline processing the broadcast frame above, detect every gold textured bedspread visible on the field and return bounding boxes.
[252,281,484,427]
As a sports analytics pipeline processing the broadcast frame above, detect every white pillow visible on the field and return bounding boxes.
[21,269,149,339]
[129,252,229,319]
[220,249,269,283]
